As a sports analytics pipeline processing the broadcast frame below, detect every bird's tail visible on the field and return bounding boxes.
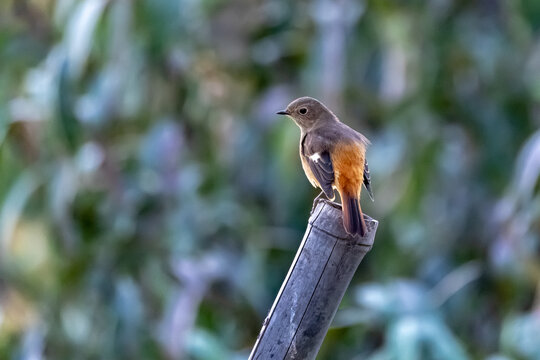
[341,193,366,236]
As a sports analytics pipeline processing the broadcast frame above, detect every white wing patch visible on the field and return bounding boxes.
[309,153,321,163]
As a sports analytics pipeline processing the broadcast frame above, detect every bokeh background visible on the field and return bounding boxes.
[1,0,540,359]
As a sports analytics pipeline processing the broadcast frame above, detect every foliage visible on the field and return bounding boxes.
[1,0,539,359]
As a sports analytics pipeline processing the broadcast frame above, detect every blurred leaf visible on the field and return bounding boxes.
[64,0,108,79]
[0,172,40,263]
[0,112,7,148]
[57,59,80,151]
[501,312,540,359]
[187,329,234,360]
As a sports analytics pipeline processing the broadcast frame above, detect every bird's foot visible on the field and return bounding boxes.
[310,191,343,214]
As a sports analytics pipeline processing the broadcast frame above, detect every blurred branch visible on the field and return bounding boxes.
[160,252,231,359]
[430,261,482,307]
[491,129,540,275]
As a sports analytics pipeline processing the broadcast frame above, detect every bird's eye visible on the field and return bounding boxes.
[299,108,308,115]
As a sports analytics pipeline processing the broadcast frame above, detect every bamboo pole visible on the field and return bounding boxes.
[249,199,378,360]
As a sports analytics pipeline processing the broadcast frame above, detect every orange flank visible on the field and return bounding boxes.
[332,142,365,197]
[331,141,367,236]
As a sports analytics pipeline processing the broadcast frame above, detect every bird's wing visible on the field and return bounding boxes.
[363,159,374,201]
[302,134,335,199]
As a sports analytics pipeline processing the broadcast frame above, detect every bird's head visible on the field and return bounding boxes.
[277,97,335,131]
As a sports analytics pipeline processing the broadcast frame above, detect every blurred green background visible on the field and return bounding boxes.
[1,0,540,359]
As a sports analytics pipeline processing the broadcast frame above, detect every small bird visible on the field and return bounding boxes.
[277,97,373,236]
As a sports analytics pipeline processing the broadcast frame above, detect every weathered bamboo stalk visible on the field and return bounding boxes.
[249,199,378,360]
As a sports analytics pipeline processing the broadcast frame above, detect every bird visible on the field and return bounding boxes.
[277,97,373,236]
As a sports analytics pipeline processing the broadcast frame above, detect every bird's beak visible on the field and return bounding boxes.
[276,110,290,115]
